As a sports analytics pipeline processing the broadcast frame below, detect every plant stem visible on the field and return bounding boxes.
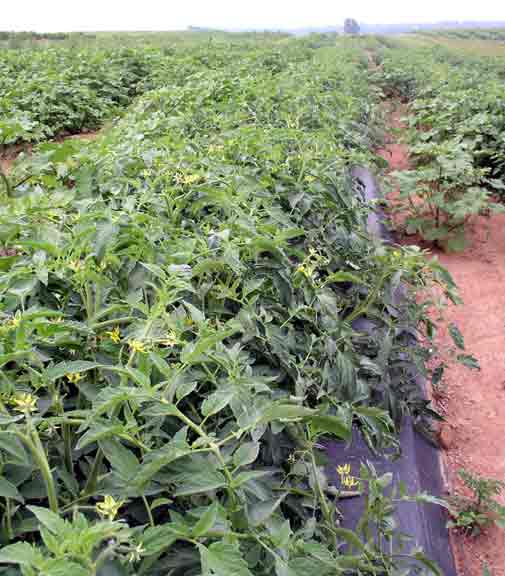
[345,272,387,324]
[0,166,12,197]
[92,316,135,329]
[83,449,104,496]
[174,408,236,502]
[63,423,73,475]
[142,495,155,527]
[16,427,59,513]
[5,498,13,540]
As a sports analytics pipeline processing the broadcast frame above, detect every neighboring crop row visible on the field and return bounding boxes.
[0,47,159,144]
[0,35,307,146]
[418,28,505,41]
[0,36,455,575]
[374,43,505,250]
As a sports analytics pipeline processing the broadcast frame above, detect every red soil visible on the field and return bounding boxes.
[379,102,505,576]
[0,130,99,176]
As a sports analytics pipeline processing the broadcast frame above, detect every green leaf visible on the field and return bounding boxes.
[135,443,191,488]
[122,366,151,388]
[180,329,237,364]
[172,456,227,497]
[75,421,126,450]
[309,413,351,441]
[192,502,219,537]
[0,432,28,465]
[413,550,442,576]
[99,437,140,481]
[150,497,173,511]
[201,387,236,417]
[233,442,260,468]
[448,323,465,350]
[457,354,480,370]
[27,505,66,535]
[0,542,42,566]
[324,271,365,285]
[142,403,180,418]
[260,404,315,423]
[402,491,449,509]
[149,352,172,378]
[0,477,24,503]
[198,542,253,576]
[183,301,205,323]
[46,360,102,380]
[140,525,178,554]
[332,527,365,551]
[232,469,277,488]
[176,380,198,402]
[248,494,286,527]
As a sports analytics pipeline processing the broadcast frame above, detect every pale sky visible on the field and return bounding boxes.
[3,0,505,32]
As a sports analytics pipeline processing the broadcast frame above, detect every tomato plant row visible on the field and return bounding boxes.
[0,35,459,575]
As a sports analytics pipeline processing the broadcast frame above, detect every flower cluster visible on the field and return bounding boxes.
[296,247,328,280]
[128,339,147,354]
[337,463,360,489]
[106,326,121,343]
[11,393,38,414]
[96,495,124,521]
[66,372,83,384]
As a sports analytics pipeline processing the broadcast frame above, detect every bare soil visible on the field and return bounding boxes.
[0,130,99,175]
[379,101,505,576]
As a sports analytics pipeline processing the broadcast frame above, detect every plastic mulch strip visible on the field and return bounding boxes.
[321,166,456,576]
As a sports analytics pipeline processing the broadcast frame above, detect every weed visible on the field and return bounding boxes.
[448,469,505,536]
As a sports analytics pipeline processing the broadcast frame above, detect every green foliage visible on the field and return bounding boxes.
[448,469,505,537]
[0,35,455,575]
[0,47,162,144]
[418,28,505,41]
[374,42,505,250]
[391,139,505,251]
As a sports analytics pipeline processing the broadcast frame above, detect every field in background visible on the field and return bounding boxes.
[393,29,505,56]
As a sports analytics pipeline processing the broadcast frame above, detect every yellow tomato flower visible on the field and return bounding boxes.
[106,326,121,344]
[341,475,360,488]
[68,259,83,272]
[96,495,123,521]
[6,312,22,329]
[128,544,146,563]
[160,330,178,347]
[129,339,147,354]
[66,372,83,384]
[12,393,38,414]
[183,174,202,185]
[175,173,202,186]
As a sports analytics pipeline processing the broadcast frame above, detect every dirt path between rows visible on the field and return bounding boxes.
[0,130,100,176]
[379,101,505,576]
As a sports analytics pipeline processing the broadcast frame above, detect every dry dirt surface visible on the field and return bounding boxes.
[379,102,505,576]
[0,130,99,176]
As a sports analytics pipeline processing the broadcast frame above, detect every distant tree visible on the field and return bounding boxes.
[344,18,360,35]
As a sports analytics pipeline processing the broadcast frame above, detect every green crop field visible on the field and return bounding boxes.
[0,29,502,575]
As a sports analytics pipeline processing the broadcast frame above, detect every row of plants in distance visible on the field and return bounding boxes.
[418,28,505,41]
[0,47,158,144]
[373,43,505,251]
[0,36,459,575]
[0,34,297,146]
